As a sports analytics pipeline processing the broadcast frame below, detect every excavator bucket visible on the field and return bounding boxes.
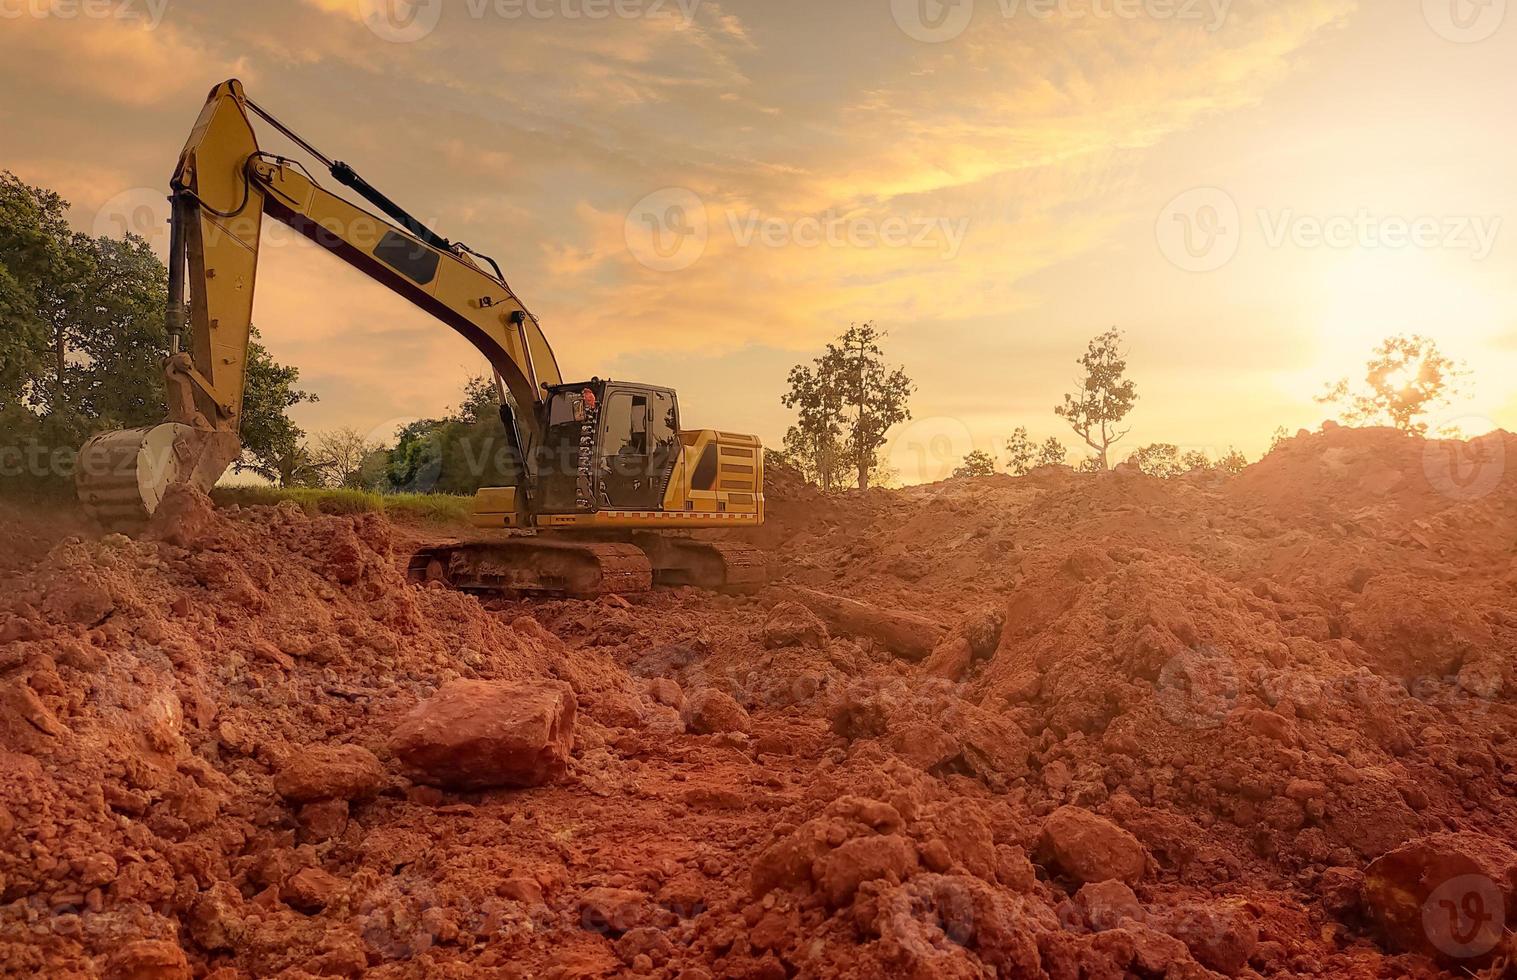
[76,424,241,531]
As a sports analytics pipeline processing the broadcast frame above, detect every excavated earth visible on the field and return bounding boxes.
[2,424,1517,979]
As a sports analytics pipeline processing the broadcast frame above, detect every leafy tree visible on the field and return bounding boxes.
[0,173,66,417]
[1,172,313,495]
[1125,443,1182,478]
[1181,449,1213,473]
[1004,427,1035,476]
[456,374,503,425]
[375,376,519,494]
[783,322,914,490]
[235,326,318,485]
[1037,437,1068,468]
[313,426,383,489]
[952,450,997,478]
[1055,328,1138,470]
[1317,334,1467,436]
[780,424,844,492]
[1215,448,1248,476]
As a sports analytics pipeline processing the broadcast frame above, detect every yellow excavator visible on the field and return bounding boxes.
[76,79,766,596]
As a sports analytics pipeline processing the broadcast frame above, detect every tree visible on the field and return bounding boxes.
[456,374,502,425]
[374,376,521,495]
[780,424,844,492]
[1180,449,1212,473]
[1126,443,1182,478]
[1037,438,1068,468]
[1317,334,1468,436]
[1055,328,1138,470]
[953,450,997,478]
[314,426,383,489]
[1,172,313,495]
[1215,448,1248,476]
[1004,427,1035,476]
[0,173,68,418]
[235,326,318,485]
[783,323,914,490]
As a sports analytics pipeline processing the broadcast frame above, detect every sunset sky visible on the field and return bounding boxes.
[3,0,1515,483]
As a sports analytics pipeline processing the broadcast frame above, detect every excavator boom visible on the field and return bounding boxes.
[77,79,766,595]
[79,79,560,526]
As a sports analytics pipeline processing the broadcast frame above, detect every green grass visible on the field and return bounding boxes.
[212,486,475,525]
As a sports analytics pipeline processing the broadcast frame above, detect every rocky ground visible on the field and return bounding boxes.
[2,424,1516,978]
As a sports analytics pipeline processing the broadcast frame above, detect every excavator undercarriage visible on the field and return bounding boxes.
[406,535,766,597]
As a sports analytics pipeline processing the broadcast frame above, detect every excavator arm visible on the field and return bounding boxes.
[77,79,562,526]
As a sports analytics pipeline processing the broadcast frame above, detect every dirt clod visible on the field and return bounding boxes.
[389,678,576,789]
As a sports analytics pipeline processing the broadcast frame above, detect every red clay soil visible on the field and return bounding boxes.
[2,424,1516,979]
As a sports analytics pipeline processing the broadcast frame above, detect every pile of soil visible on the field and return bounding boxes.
[2,424,1516,978]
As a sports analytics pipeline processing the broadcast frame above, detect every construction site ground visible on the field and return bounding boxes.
[3,424,1517,979]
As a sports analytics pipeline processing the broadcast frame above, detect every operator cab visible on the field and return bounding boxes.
[533,380,681,514]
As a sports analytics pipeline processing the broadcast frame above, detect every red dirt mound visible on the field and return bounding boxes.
[2,424,1516,978]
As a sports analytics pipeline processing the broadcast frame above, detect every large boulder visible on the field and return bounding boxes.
[1038,806,1148,885]
[389,679,576,790]
[1363,832,1516,966]
[274,744,387,804]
